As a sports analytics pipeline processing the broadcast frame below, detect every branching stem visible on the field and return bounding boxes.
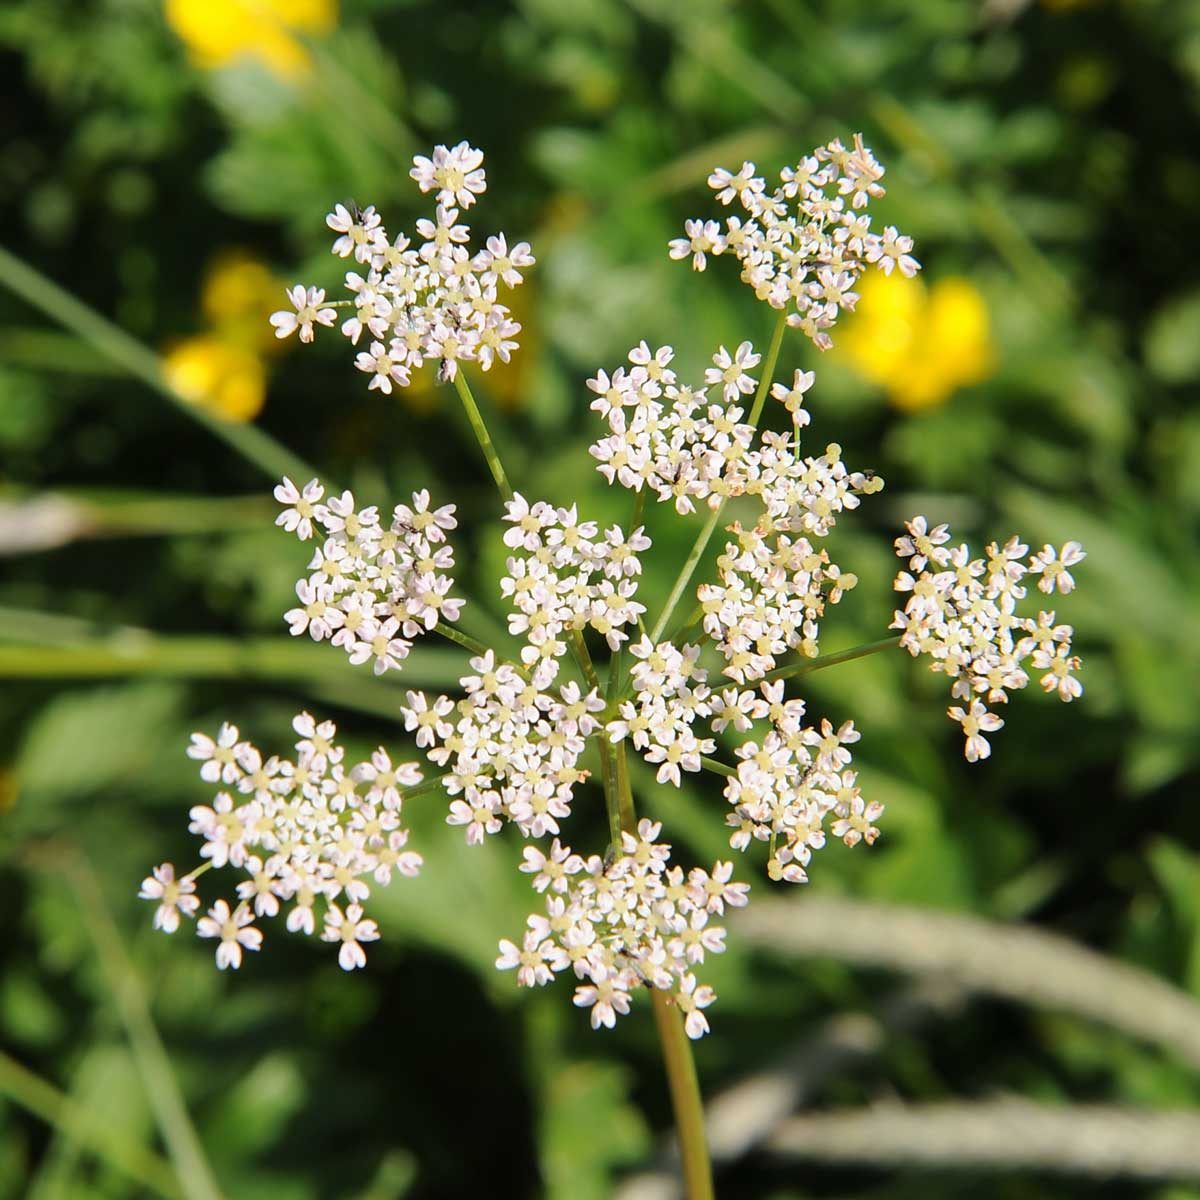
[434,621,490,658]
[649,309,788,643]
[451,368,514,502]
[763,635,902,683]
[596,740,713,1199]
[651,990,715,1200]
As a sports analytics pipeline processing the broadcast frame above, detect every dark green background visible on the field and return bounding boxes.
[2,1,1199,1197]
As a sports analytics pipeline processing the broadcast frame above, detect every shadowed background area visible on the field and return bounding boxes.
[1,1,1199,1197]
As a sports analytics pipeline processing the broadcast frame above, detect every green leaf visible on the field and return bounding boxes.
[203,1054,305,1159]
[0,970,66,1048]
[541,1059,650,1200]
[1148,839,1200,995]
[1145,289,1200,383]
[15,681,185,806]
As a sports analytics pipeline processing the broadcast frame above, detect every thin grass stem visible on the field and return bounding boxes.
[0,244,318,484]
[62,854,224,1200]
[0,1049,181,1199]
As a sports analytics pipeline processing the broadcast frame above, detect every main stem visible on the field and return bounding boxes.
[651,990,714,1200]
[445,346,712,1197]
[649,309,788,643]
[762,634,901,683]
[607,742,713,1198]
[452,368,514,502]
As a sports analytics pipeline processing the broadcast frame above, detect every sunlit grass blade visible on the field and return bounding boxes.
[0,243,318,484]
[0,1047,182,1199]
[61,852,225,1200]
[738,896,1200,1070]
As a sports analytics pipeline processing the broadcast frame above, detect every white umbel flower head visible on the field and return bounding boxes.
[499,821,746,1038]
[145,714,423,973]
[145,132,1088,1049]
[891,520,1084,760]
[266,143,532,392]
[673,135,920,349]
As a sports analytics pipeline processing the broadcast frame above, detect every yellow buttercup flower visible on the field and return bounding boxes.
[201,251,288,356]
[164,0,338,79]
[483,273,538,411]
[835,268,922,389]
[164,335,266,423]
[836,271,995,412]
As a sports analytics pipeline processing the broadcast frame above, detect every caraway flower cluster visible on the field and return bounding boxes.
[142,137,1085,1043]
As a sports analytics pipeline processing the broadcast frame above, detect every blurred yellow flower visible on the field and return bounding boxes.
[485,274,539,411]
[164,335,266,423]
[164,0,337,79]
[201,251,288,356]
[397,362,441,416]
[0,770,16,813]
[836,271,995,412]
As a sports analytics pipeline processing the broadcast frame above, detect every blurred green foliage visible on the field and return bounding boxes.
[1,0,1199,1197]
